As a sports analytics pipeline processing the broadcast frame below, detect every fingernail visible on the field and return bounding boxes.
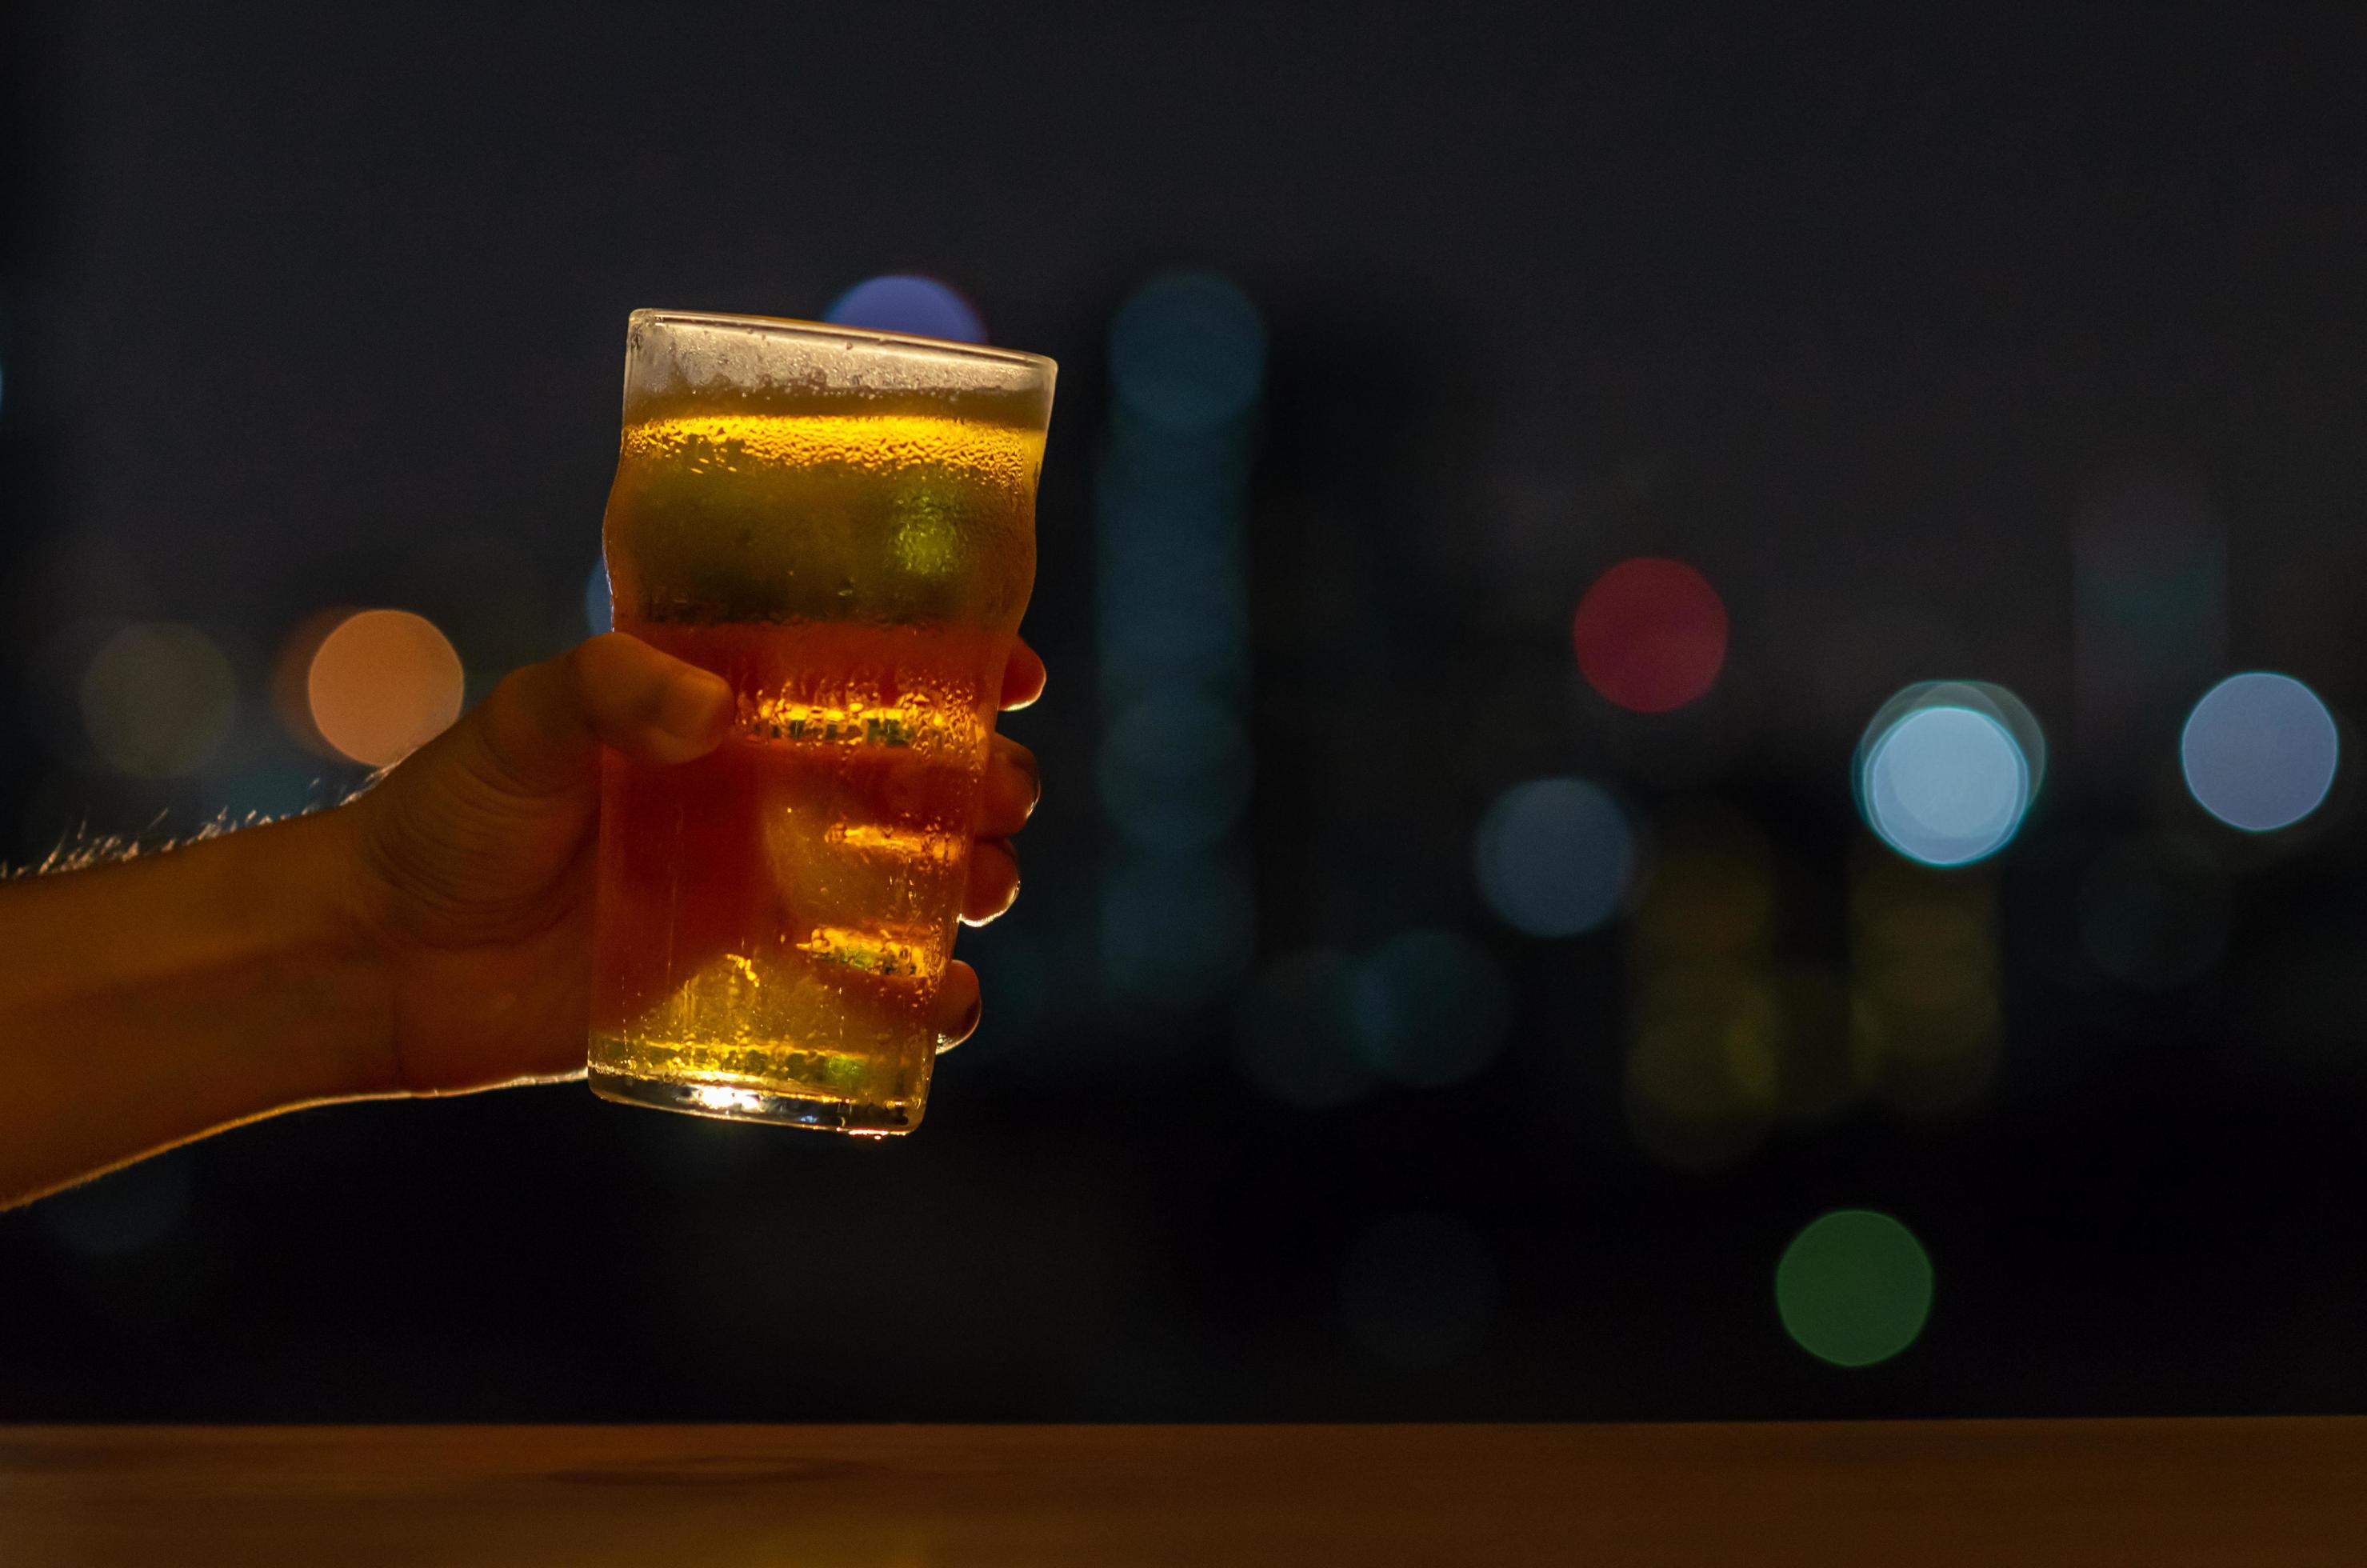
[1017,750,1042,810]
[659,672,733,742]
[938,994,982,1054]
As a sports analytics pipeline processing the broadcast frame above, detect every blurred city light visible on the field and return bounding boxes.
[2180,672,2340,832]
[1630,813,1776,961]
[1850,854,2001,1116]
[1097,270,1265,1010]
[822,274,987,344]
[1622,806,1791,1167]
[78,622,237,778]
[1338,1211,1501,1370]
[1473,777,1634,937]
[1102,853,1257,1010]
[2074,472,2225,775]
[1097,692,1253,853]
[1774,1209,1934,1368]
[1624,981,1784,1171]
[1106,270,1266,431]
[1349,930,1512,1089]
[305,610,466,767]
[1857,685,2039,866]
[585,559,613,635]
[1233,949,1373,1108]
[1572,557,1729,714]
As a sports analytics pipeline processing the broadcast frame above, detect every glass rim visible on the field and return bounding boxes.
[627,307,1055,376]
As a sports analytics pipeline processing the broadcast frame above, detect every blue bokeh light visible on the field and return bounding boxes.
[1107,270,1265,431]
[1102,854,1256,1007]
[1350,930,1512,1089]
[1098,693,1253,852]
[1860,705,2031,866]
[1472,778,1635,937]
[2181,672,2340,833]
[823,274,987,344]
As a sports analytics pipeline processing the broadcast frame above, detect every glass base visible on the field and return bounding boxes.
[587,1068,917,1135]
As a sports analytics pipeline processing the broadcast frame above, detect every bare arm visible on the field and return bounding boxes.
[0,813,389,1204]
[0,631,1043,1208]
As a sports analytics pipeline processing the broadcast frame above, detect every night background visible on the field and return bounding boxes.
[5,2,2367,1421]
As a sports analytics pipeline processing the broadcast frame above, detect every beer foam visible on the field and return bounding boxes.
[622,413,1044,494]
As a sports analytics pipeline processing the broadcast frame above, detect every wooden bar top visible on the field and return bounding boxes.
[3,1420,2362,1565]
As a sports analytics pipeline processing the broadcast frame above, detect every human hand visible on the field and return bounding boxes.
[334,632,1044,1096]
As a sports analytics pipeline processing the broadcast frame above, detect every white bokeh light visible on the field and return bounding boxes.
[2181,672,2339,832]
[1859,703,2033,866]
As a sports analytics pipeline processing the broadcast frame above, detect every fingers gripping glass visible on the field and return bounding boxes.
[587,310,1055,1134]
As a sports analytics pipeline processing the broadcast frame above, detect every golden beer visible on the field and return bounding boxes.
[587,311,1054,1132]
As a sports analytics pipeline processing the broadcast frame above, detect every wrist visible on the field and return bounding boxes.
[256,806,405,1101]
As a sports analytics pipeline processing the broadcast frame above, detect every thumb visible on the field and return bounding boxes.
[467,632,734,798]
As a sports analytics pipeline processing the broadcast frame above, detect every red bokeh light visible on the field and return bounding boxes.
[1572,558,1729,714]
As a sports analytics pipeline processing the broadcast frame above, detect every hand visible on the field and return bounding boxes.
[337,632,1045,1096]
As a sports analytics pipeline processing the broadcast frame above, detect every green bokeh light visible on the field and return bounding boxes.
[1775,1209,1933,1367]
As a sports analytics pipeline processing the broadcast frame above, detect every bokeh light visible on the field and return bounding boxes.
[1572,557,1729,714]
[1473,777,1634,937]
[1102,854,1256,1008]
[305,610,466,767]
[1233,949,1373,1107]
[1857,688,2037,866]
[823,274,987,344]
[1107,270,1266,431]
[1850,854,2001,1116]
[585,559,613,635]
[1622,806,1800,1167]
[1098,693,1253,852]
[1774,1209,1934,1368]
[2180,672,2339,833]
[1349,930,1512,1088]
[1338,1211,1501,1370]
[78,622,238,778]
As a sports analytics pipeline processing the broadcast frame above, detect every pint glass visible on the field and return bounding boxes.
[587,310,1055,1134]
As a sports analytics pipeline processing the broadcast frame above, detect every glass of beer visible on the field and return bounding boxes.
[587,309,1055,1134]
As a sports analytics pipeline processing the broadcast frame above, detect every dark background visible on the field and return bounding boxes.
[6,1,2367,1420]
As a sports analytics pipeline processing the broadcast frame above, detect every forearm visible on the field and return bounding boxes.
[0,811,394,1207]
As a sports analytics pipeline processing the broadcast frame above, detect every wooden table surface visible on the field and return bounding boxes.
[3,1420,2363,1565]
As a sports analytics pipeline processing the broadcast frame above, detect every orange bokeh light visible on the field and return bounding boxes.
[304,610,465,767]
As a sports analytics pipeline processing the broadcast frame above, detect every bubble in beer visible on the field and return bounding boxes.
[306,610,465,767]
[2181,672,2340,832]
[1572,558,1729,714]
[890,490,964,577]
[824,274,987,344]
[80,622,238,778]
[1108,270,1266,431]
[1473,778,1635,937]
